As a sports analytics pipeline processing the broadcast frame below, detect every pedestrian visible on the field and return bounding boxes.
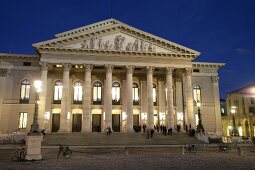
[106,127,109,136]
[150,129,154,138]
[169,127,172,136]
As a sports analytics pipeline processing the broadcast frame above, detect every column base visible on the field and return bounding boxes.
[25,135,43,161]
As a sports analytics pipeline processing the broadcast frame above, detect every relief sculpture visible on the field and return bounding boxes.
[114,35,125,50]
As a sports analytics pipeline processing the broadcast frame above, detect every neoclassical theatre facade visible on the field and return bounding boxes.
[0,19,224,135]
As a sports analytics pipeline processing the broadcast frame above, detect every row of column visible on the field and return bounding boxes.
[38,63,196,132]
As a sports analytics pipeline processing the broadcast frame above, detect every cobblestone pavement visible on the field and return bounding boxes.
[0,147,255,170]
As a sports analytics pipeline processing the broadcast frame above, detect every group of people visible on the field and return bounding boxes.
[106,126,112,136]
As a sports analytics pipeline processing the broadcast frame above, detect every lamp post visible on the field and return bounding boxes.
[28,80,42,135]
[231,107,239,136]
[196,101,204,133]
[26,80,43,161]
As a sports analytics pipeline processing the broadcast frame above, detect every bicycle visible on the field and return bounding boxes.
[184,144,197,153]
[57,145,72,159]
[217,144,232,153]
[12,146,26,161]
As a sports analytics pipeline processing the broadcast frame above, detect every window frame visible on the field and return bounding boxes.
[18,112,28,129]
[53,80,63,104]
[20,79,31,103]
[112,82,121,105]
[73,81,83,104]
[193,84,202,104]
[133,82,139,105]
[93,81,103,105]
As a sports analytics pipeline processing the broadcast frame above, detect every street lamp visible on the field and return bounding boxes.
[196,101,204,133]
[230,106,239,136]
[28,80,42,135]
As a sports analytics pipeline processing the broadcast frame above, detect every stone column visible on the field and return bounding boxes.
[185,68,195,128]
[166,67,175,129]
[146,66,155,129]
[82,64,93,132]
[0,69,7,134]
[59,63,71,133]
[125,65,135,132]
[104,65,114,129]
[175,73,184,129]
[212,76,222,135]
[38,62,48,130]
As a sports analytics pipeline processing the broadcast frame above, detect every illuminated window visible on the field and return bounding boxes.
[153,83,157,105]
[112,82,120,104]
[54,80,63,103]
[20,79,30,103]
[74,81,83,104]
[93,81,102,104]
[19,112,27,129]
[133,83,139,105]
[193,84,201,103]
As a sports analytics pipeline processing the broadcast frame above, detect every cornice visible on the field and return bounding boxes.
[37,47,197,60]
[0,53,39,61]
[192,62,225,69]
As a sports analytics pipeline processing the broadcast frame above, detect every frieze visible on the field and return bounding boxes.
[76,34,157,52]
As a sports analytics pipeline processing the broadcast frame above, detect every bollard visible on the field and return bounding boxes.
[237,146,243,156]
[181,146,185,155]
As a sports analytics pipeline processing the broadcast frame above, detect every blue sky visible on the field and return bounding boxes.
[0,0,254,98]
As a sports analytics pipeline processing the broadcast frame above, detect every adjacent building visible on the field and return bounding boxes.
[0,19,224,135]
[222,84,255,138]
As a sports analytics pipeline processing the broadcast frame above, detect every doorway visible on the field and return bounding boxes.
[112,114,120,132]
[133,114,140,132]
[72,114,82,132]
[92,114,101,132]
[52,114,60,132]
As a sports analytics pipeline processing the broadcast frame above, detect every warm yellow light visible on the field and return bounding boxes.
[197,102,201,107]
[34,80,42,92]
[230,108,236,114]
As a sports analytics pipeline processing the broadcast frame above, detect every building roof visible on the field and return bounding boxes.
[228,83,255,97]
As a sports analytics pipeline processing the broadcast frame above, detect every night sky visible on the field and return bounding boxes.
[0,0,254,99]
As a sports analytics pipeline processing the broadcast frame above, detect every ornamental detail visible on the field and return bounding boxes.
[174,73,182,82]
[166,67,174,75]
[39,62,48,71]
[125,65,135,74]
[105,65,114,72]
[0,69,8,77]
[74,33,157,52]
[185,68,192,76]
[62,63,72,71]
[211,76,219,83]
[146,66,155,74]
[84,64,93,72]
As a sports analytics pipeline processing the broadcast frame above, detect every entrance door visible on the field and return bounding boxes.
[52,114,60,132]
[72,114,82,132]
[133,115,140,132]
[92,114,101,132]
[112,114,120,132]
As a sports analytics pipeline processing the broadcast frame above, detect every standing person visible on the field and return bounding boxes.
[106,127,109,136]
[109,127,112,135]
[169,127,172,136]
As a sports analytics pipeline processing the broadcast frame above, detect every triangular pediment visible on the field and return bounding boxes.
[33,18,200,57]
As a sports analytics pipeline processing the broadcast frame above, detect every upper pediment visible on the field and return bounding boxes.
[33,18,200,58]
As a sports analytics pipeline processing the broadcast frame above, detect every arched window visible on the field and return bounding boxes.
[93,81,102,104]
[112,82,120,105]
[20,79,30,103]
[193,84,201,103]
[54,80,63,104]
[74,81,83,104]
[133,83,139,105]
[153,83,157,105]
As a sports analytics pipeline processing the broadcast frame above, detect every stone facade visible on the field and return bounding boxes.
[222,84,255,138]
[0,19,224,135]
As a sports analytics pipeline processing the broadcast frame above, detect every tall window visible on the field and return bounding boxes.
[19,112,27,129]
[133,83,139,105]
[193,84,201,103]
[112,82,120,104]
[251,98,255,104]
[153,83,157,105]
[74,81,83,104]
[54,80,63,104]
[93,81,102,104]
[20,79,30,103]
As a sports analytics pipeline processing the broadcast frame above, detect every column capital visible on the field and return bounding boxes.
[84,64,93,72]
[125,65,135,74]
[146,66,155,74]
[166,67,174,75]
[174,74,182,82]
[0,69,8,77]
[39,62,48,71]
[185,68,192,76]
[62,63,72,71]
[105,64,114,73]
[211,76,219,83]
